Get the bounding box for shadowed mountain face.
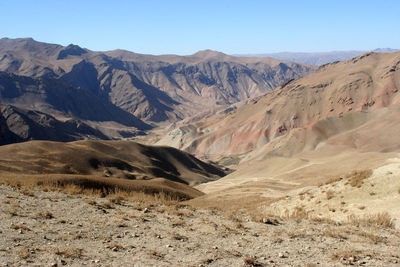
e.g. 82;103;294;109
0;38;315;125
0;71;150;128
0;104;109;145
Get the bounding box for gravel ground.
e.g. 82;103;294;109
0;184;399;267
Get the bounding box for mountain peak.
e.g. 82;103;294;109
192;49;227;58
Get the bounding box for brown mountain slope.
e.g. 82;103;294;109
156;51;400;217
0;38;315;124
0;140;225;186
157;51;400;159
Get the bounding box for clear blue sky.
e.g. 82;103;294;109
1;0;399;55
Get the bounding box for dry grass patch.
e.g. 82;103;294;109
345;170;372;188
10;224;32;232
37;211;54;219
16;247;31;260
326;189;335;200
106;243;124;252
0;174;201;203
54;247;84;259
282;206;308;220
324;176;343;185
6;206;19;217
331;249;363;265
171;232;188;241
148;249;165;259
171;219;186;227
323;228;348;240
348;212;394;228
243;256;263;267
356;231;387;244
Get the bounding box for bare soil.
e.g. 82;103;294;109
1;184;399;266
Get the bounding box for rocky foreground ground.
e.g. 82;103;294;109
0;184;399;267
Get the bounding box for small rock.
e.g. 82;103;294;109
51;262;58;267
278;252;287;258
166;244;172;248
143;208;150;213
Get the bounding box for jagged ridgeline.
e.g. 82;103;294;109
0;37;315;144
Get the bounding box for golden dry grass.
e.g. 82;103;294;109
54;247;84;259
10;224;32;231
346;170;373;188
326;189;335;200
243;256;263;267
348;212;394;228
0;173;202;201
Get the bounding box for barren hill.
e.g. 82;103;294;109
0;140;225;187
157;51;400;221
158;51;400;159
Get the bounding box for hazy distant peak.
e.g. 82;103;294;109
192;49;227;58
373;48;399;53
234;48;399;65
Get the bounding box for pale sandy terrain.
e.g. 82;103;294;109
1;184;400;267
267;157;400;228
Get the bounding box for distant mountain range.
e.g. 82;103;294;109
0;37;315;144
235;48;399;65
